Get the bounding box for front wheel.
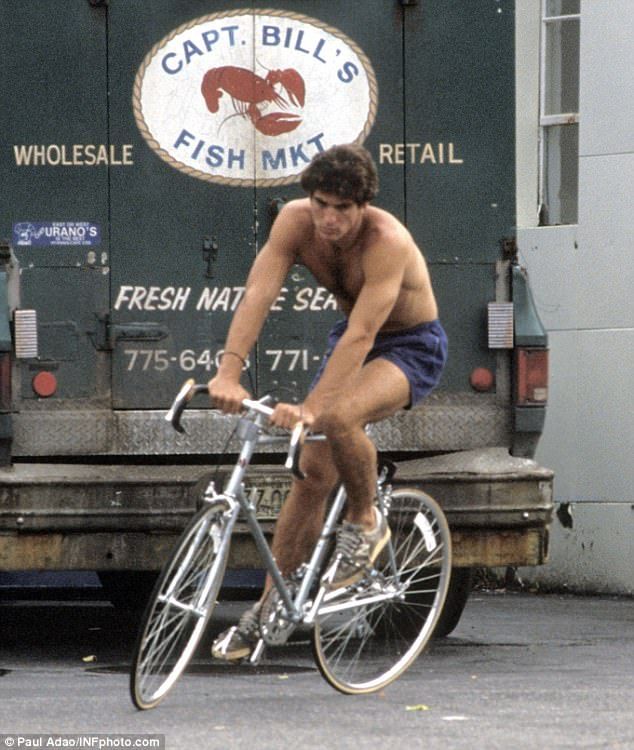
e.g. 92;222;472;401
312;488;452;694
130;500;234;710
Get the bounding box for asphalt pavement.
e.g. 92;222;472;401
1;589;633;749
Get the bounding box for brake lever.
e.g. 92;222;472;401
285;421;307;480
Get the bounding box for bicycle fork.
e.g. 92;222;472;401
159;501;240;618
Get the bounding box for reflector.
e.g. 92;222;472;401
32;371;57;398
515;349;549;404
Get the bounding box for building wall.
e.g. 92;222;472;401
516;1;634;594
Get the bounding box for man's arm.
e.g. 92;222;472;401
208;204;300;411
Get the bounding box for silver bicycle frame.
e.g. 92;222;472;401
206;400;401;632
213;402;343;623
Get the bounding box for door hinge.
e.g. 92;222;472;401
89;313;110;351
500;237;518;262
0;242;11;270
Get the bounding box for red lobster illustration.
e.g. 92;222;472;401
201;65;305;136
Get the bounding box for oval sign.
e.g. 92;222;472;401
133;9;377;187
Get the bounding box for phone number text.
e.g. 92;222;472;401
123;349;322;372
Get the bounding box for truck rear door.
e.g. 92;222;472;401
404;2;515;392
108;4;255;409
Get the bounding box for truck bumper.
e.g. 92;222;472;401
0;448;553;570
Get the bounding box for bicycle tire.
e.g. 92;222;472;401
130;499;233;709
312;488;451;694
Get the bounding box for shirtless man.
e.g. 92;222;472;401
209;144;447;660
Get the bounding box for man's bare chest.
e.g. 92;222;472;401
297;245;364;307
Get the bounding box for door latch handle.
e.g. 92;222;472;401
202;236;219;278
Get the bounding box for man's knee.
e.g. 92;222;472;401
317;402;362;442
295;445;338;493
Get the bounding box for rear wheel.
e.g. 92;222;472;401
130;500;234;710
432;567;473;638
312;488;451;694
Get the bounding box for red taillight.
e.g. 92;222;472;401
515;349;548;405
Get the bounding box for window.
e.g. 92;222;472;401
539;0;580;225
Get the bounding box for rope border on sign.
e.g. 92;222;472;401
132;8;378;188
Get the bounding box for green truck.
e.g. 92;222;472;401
0;0;552;632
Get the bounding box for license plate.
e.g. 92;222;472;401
245;477;293;519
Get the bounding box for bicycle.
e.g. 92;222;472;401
130;379;452;709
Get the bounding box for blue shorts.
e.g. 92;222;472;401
310;319;448;408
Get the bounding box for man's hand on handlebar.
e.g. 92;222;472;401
271;402;315;431
207;374;250;414
169;382;321;480
208;373;316;433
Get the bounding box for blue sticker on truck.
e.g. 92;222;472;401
13;222;101;247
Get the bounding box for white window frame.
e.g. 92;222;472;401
538;1;580;225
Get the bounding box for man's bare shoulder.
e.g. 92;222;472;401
268;198;313;255
364;206;418;257
277;197;313;226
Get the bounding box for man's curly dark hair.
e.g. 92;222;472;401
300;144;378;205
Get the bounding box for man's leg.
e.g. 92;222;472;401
318;357;410;528
270;440;339;577
270;356;409;569
313;358;410;589
266;357;408;586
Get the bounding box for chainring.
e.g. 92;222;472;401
258;585;298;646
